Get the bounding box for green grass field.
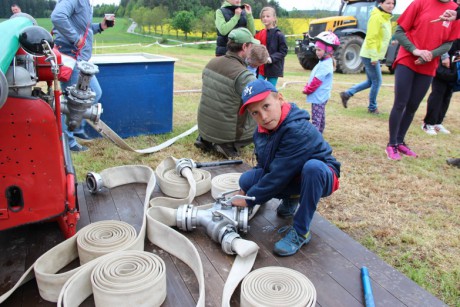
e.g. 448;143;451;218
3;17;459;306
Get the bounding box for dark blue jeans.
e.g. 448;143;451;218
345;57;382;111
239;159;335;235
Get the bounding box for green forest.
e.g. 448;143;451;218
1;0;338;40
1;0;336;20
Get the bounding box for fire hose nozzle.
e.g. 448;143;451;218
175;158;244;177
86;172;103;194
175;158;195;177
221;229;241;255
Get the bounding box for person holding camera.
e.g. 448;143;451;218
51;0;115;152
215;0;255;56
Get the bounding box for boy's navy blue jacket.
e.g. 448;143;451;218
245;103;340;206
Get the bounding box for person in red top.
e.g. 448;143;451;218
254;7;287;87
385;0;459;161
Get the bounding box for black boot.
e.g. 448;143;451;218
446;158;460;168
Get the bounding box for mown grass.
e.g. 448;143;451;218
23;17;459;306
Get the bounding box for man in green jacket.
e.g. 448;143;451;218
196;27;260;158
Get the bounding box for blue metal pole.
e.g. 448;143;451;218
361;266;375;307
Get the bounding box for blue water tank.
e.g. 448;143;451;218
88;53;176;138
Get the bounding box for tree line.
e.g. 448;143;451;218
1;0;336;37
1;0;288;19
0;0;56;18
1;0;336;20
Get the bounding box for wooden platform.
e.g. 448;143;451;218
0;163;446;306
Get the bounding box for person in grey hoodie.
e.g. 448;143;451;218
51;0;113;152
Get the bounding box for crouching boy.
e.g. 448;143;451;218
231;79;340;256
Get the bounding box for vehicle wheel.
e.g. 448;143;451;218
335;35;364;74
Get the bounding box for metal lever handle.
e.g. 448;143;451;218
224;194;256;206
195;160;243;168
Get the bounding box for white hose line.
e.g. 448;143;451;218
91;251;166;306
88;120;197;154
0;158;259;307
240;267;317;307
0;165;155;305
211;172;241;199
155;156;211;200
58;250;167;307
148;158;259;307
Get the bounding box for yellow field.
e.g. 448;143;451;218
144;18;399;39
254;18;312;35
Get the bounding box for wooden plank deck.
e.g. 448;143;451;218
0;163;447;307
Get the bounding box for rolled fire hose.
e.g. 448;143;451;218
211;172;241;199
58;250;167;307
88;120;198;154
147;157;259;307
240;267;317;307
0;165;155;305
0;157;258;306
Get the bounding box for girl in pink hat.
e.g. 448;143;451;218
302;31;340;133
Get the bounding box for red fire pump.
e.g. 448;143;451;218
0;19;101;238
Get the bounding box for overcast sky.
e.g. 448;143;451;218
91;0;413;15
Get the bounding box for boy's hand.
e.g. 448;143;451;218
231;189;248;207
231;198;248;207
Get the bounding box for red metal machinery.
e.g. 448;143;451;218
0;18;80;238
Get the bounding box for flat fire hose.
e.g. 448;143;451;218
0;157;259;306
0;165;155;305
87;120;198;154
240;267;316;307
147;157;259;307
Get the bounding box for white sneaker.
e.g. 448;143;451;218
422;124;437;135
434;124;451;134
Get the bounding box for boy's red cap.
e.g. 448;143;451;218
239;79;277;115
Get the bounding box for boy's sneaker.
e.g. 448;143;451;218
421;124;437;135
434;124;451;134
386;144;401;160
273;226;311;257
339;92;351;108
70;143;89;152
276;197;299;218
397;142;417;158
